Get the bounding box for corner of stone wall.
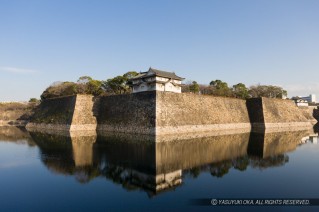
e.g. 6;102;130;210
246;97;265;128
70;94;97;131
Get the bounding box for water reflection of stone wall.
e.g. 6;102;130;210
156;133;250;173
246;130;311;170
95;134;156;174
95;134;182;194
72;135;96;167
30;131;98;183
26;129;317;195
248;130;309;158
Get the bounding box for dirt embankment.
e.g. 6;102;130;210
0;102;37;126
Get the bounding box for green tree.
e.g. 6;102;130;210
29;98;39;103
40;76;105;100
232;156;249;171
103;71;139;95
210;161;232;178
189;81;200;94
189;167;201;178
210;80;224;87
123;71;139;88
282;90;288;98
86;80;103;95
250;155;289;170
123;71;138;80
209;79;233;97
233;83;249;99
103;76;128;94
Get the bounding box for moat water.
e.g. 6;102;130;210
1;126;319;211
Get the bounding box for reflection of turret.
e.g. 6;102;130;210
0;126;35;146
100;163;182;195
96;132;250;194
154;170;182;191
95;133;156;174
30;131;98;183
96;134;177;195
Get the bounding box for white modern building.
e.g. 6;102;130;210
129;68;184;93
294;98;309;107
301;94;316;103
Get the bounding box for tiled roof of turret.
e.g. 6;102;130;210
130;67;184;80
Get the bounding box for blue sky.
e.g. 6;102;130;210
1;0;319;101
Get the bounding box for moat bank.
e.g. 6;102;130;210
25;91;318;136
0;102;36;126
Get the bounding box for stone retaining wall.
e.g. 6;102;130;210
97;92;156;134
26;92;317;136
26;95;97;132
156;92;251;134
247;97;316;129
